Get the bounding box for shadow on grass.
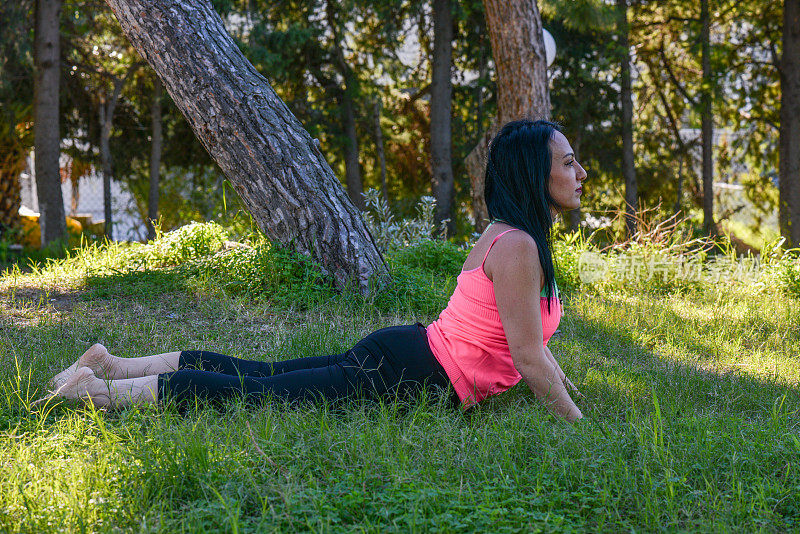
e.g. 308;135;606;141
547;294;800;424
85;267;190;299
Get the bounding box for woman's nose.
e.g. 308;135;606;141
577;162;588;181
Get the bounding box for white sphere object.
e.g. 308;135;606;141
542;28;556;67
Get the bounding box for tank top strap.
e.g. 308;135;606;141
481;228;522;269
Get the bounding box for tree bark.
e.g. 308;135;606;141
780;0;800;246
431;0;455;233
700;0;716;237
147;76;163;241
466;0;551;232
373;97;388;202
104;0;388;292
618;0;638;239
34;0;66;246
99;63;139;240
339;88;364;210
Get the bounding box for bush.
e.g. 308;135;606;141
361;189;448;252
387;239;467;276
761;238;800;300
193;236;336;308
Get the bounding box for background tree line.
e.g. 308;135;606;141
1;0;798;251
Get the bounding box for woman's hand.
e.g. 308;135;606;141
542;346;583;399
563;375;583;398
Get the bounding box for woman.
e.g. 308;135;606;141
42;119;587;423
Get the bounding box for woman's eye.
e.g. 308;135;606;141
566;160;575;166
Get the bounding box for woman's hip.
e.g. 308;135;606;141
349;323;449;387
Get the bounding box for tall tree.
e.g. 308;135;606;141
372;97;389;203
618;0;638;238
700;0;716;236
0;1;32;238
465;0;551;232
541;0;617;233
98;62;139;239
780;0;800;246
104;0;388;292
147;76;162;241
0;0;34;238
326;1;365;210
430;0;455;232
34;0;67;245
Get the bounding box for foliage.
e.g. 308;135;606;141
361;188;450;252
0;0;788;255
388;238;466;275
191;236;337;308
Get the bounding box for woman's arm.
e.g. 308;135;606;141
514;347;583;422
543;345;582;397
487;233;582;423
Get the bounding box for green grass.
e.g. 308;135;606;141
1;223;798;532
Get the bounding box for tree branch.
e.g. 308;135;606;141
658;39;698;106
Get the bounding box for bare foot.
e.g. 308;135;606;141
37;367;111;408
50;343;119;390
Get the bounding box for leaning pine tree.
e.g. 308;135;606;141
104;0;388;293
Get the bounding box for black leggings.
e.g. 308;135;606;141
158;323;457;408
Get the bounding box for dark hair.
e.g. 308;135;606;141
484;119;562;313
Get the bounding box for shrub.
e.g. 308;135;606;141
387;239;467;276
361;189;448;252
760;237;800;299
193;236;336;308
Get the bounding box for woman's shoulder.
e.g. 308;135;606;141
483;226;540;281
488;225;538;258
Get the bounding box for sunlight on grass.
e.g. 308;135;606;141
1;222;799;531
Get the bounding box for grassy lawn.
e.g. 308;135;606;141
1;223;798;532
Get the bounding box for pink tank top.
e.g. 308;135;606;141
426;229;562;408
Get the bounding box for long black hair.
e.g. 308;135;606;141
484;119;561;313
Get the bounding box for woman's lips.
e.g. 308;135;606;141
576;188;583;194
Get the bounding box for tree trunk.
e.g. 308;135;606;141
373;98;389;202
649;71;697;215
340;88;364;210
34;0;66;246
104;0;388;292
99;63;139;240
465;0;551;232
674;156;684;217
70;169;79;215
327;0;364;211
147;76;163;241
99;102;112;239
568;130;583;232
618;0;638;239
780;0;800;246
431;0;455;233
700;0;716;237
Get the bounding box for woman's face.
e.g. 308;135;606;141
547;130;587;214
